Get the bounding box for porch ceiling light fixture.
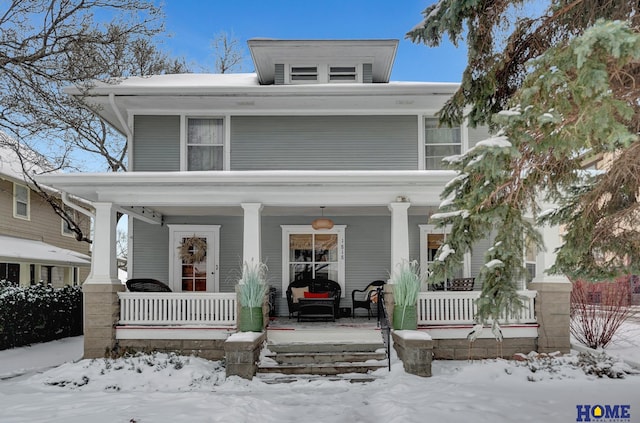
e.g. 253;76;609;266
311;206;334;230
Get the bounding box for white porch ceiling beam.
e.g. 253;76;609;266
118;206;163;225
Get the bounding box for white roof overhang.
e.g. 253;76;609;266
64;79;460;135
0;235;91;267
247;39;399;84
36;170;455;215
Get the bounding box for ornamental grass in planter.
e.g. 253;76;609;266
391;260;423;330
237;261;268;332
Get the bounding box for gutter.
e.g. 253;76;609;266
62;192;95;220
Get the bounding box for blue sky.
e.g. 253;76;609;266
160;0;467;82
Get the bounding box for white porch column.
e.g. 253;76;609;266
86;202;119;284
533;221;570;284
241;203;263;265
389;201;411;275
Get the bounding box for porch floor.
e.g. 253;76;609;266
265;317;383;344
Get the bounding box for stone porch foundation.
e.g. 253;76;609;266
116;339;226;360
83;283;125;359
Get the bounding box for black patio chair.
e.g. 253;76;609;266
126;278;172;292
351;280;386;319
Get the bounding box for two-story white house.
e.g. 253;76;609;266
38;39;570;362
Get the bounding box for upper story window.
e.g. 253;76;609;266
13;183;30;220
425;118;461;170
187;118;224;171
329;66;357;82
290;66;318;82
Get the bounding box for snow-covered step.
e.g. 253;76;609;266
264;350;386;365
257;361;387;376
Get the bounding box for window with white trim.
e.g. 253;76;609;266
186;118;224;171
281;225;346;296
419;224;471;290
524;235;537;286
13;183;29;219
425;118;461;170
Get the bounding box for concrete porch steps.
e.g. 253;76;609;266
258;331;388;378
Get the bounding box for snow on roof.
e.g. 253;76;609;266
0;234;90;266
100;73;260;88
0;132;56;182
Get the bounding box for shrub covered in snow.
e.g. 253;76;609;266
0;280;82;350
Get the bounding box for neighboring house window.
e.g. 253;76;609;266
281;225;346;295
13;183;30;219
62;206;76;236
425;118;461;170
419;224;471;290
329;66;357;82
0;263;20;284
186;118;224;171
524;236;537;286
290;66;318;82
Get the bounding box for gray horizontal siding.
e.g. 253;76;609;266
132;115;181;171
131;219;170;283
261;215;393;317
467;125;492;149
230;115;418;170
131;213;494;316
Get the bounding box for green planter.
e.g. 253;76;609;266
393;305;417;330
238;306;263;332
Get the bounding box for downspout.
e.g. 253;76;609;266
62;192;95;220
109;93;132;139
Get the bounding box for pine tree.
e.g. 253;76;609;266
409;2;640;322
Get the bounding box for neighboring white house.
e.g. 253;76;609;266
0;134;91;287
37;39;569;360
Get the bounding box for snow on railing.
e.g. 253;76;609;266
417;290;536;325
118;292;237;326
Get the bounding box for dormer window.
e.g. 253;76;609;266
284;64;362;84
329;66;357;82
290;66;318;82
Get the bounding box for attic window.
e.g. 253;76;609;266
290;66;318;82
329;66;357;82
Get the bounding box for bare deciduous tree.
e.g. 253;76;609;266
211;30;244;73
0;0;190;242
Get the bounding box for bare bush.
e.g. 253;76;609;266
570;277;634;349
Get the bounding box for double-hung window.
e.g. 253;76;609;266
425;118;461;170
13;183;29;219
186;118;224;171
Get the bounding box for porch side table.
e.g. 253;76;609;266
297;298;336;322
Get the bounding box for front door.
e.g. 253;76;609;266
168;225;220;292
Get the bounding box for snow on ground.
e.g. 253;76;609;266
1;328;639;423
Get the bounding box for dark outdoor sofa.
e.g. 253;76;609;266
286;278;341;319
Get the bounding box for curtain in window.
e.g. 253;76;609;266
187;119;223;170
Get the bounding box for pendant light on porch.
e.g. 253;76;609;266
311;206;334;230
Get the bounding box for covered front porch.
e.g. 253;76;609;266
37;170;570;360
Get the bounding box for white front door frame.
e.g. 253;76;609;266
168;224;220;292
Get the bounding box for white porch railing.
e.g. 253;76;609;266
417;290;537;326
118;292;237;326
